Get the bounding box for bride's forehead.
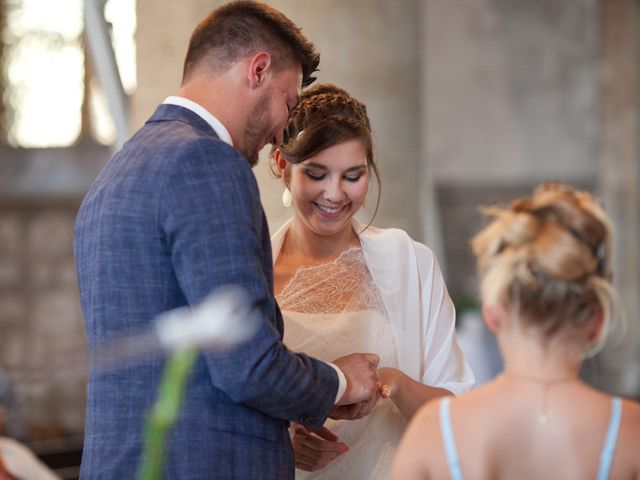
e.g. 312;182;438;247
301;140;367;163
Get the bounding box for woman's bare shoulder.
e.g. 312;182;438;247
393;398;448;480
408;397;449;449
612;398;640;476
620;397;640;437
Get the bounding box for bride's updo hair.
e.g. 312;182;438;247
273;83;382;220
471;182;617;352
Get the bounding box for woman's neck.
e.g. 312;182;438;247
283;217;359;262
498;326;583;382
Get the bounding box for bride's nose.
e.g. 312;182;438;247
323;178;345;203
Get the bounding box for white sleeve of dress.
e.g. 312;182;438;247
413;242;475;395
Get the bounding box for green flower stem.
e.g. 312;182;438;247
138;347;199;480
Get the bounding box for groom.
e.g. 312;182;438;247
74;1;380;478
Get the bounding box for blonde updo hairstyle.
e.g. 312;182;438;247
272;83;382;223
471;183;617;355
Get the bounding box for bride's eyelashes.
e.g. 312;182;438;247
344;166;368;182
302;170;365;182
344;174;363;182
303;170;326;181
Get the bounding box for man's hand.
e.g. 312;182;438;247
329;395;379;420
332;353;380;405
291;423;348;472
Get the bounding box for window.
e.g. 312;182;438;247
2;0;136;148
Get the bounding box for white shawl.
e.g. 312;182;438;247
271;218;475;395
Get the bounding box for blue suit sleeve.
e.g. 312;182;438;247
159;139;337;426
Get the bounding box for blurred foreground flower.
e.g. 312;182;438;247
90;286;260;372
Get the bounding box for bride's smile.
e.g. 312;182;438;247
288;139;370;239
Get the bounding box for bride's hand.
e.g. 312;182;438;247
291;423;348;472
378;367;402;398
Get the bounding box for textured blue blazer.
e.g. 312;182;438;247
74;104;338;479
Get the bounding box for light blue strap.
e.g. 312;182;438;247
439;397;464;480
596;396;623;480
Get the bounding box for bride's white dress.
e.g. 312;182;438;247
278;246;406;480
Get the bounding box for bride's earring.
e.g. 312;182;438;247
282;186;292;208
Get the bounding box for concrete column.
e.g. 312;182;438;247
598;0;640;397
421;0;600;296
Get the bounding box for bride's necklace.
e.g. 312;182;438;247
501;372;578;424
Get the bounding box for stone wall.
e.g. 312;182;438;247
423;0;599;185
0;198;87;438
0;141;108;439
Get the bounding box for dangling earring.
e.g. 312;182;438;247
282;186;292;208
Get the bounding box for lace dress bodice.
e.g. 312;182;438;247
278;247;405;480
278;246;387;315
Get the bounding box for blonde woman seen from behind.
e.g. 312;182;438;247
393;183;640;480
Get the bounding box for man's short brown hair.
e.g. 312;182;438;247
182;1;320;87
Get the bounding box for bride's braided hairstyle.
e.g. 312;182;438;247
471;182;617;351
274;83;382;221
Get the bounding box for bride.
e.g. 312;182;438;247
271;84;474;479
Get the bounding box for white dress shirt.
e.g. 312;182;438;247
163;96;233;146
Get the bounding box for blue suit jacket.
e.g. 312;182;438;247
74;105;338;479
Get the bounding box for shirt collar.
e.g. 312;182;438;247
163;96;233;146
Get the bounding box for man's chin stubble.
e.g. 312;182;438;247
237;145;260;167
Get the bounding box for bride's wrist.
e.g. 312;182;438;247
391;369;406;394
379;367;402;398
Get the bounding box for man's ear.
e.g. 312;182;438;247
247;51;272;89
482;302;503;334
